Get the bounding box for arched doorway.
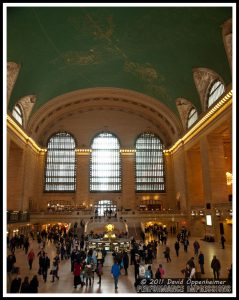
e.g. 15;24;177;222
94;200;117;216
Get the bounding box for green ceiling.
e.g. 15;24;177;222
7;6;232;115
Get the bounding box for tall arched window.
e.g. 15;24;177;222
90;132;121;192
187;107;198;128
136;132;165;192
12;104;23;125
45;132;76;192
207;80;225;108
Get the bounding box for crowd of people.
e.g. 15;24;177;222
6;223;232;293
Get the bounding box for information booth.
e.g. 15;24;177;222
87;238;130;252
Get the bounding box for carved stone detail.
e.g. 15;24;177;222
192;68;224;112
222;18;232;71
224;33;232;70
175;98;194;131
7;62;21;105
18;95;36;127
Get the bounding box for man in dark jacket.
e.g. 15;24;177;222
40;253;50;282
10;268;21;293
211;255;221;279
174;241;180;257
122;251;129;275
221;235;226;249
198;251;205;274
187;257;195;269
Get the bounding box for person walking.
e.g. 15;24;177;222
50;259;59;282
20;276;30;293
221;235;226;249
184;238;189;252
187;257;195;269
111;258;121;291
211;255;221;279
182;264;191;279
122;251;129;275
134;255;140;285
29;275;39;293
10;268;22;293
27;249;35;270
174;240;180;257
73;259;83;288
193;240;200;256
198;251;205;274
40;253;50;282
164;246;171;262
96;260;103;285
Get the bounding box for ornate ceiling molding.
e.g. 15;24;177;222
27;88;183;147
18;95;36;129
222;18;232;71
192;67;224;112
7;62;21;105
175;98;195;131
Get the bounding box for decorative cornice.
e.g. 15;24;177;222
164;90;232;155
7;115;46;155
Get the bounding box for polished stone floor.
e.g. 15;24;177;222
6;234;232;295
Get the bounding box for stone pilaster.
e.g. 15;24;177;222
200;134;228;206
76;153;90;207
121;153;136;210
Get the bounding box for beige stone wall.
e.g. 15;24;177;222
186;148;204;206
7;129;39;211
171;147;188;211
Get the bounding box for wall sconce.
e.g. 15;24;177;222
226;172;232;185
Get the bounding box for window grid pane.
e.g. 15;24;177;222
187;108;198;128
12;104;23;125
136;133;165;192
45;132;76;192
208;81;225;108
90;132;121;192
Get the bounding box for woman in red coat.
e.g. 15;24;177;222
73;259;82;288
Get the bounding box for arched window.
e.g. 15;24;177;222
45;132;76;192
187;107;198;128
136;132;165;192
90;132;121;192
207;80;225;108
12;104;23;125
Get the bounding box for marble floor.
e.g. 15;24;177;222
6;234;233;295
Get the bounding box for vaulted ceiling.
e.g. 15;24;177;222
7;6;232;116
